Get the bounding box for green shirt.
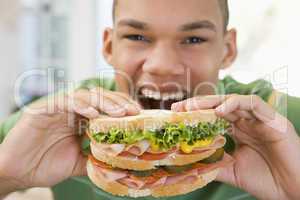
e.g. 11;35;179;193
1;76;300;200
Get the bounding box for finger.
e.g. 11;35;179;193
216;164;236;186
57;94;100;119
99;96;127;117
172;95;235;112
215;151;241;187
185;95;226;111
220;110;255;123
233;110;255;120
171;100;187;112
102;93;139;116
114;92;143;110
75;89;127;117
72;100;100;119
172;96;221;112
222;113;240;123
89;88;139;116
109;92;142;115
216;95;276;123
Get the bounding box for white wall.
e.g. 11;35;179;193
67;0;97;82
96;0;113;72
224;0;300;96
0;0;21;120
67;0;114;82
0;27;21;120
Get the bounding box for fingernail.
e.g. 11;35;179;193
215;105;224;114
171;103;178;111
131;101;142;110
136;104;143;111
132;106;141;114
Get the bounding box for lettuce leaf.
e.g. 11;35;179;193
92;119;230;151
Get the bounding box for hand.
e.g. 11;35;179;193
0;87;141;195
172;94;300;200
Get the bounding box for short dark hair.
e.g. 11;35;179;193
112;0;229;30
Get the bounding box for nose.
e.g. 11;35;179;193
142;43;185;76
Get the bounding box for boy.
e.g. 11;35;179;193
1;1;300;200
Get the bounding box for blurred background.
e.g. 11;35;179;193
0;0;299;121
0;0;298;199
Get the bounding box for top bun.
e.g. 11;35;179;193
89;109;217;133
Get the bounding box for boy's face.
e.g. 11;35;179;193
103;0;237;110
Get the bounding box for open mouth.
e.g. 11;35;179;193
137;87;188;110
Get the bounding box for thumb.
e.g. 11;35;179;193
215;152;239;188
215;165;237;187
71;154;88;177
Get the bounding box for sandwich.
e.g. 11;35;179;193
86;109;233;198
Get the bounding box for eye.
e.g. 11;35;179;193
124;34;149;42
182;37;206;45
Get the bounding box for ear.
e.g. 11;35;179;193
102;28;114;65
221;28;238;70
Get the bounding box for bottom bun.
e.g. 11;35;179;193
86;160;219;198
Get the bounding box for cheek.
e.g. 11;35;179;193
112;44;146;79
182;44;222;75
180;46;222;93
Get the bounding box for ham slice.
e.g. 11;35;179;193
94;166;128;181
93;153;234;189
117;135;226;158
145;177;167;189
115;153;234;189
118;177;147;189
181;175;198;184
125;140;150;156
165;169;198;185
92;134;225;159
92;142;125;156
118;176;168;190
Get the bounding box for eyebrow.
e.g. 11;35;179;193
117;19;149;30
180;20;217;32
117;19;217;32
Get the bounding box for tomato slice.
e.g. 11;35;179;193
129;169;169;185
89;155;112;169
118;151;136;157
144;176;160;184
152;169;171;178
119;150;170;161
138;147;176;161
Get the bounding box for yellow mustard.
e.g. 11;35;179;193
180;138;213;154
150;142;160;152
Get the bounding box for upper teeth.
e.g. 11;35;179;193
141;88;161;100
141;88;185;101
